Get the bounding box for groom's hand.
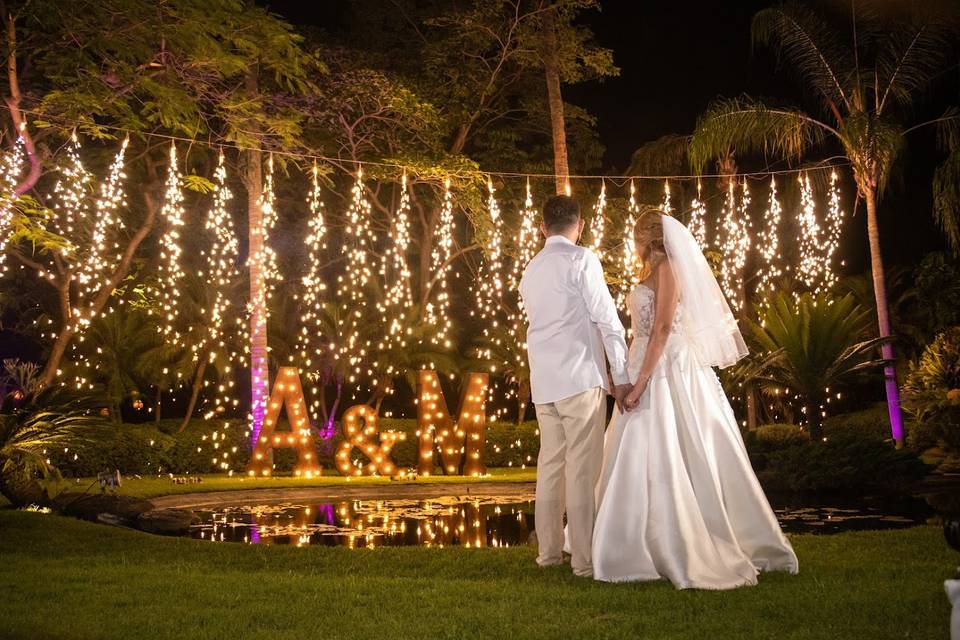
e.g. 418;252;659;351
613;384;632;412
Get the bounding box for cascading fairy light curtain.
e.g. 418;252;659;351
0;129;854;467
755;176;784;303
155;143;187;347
688;179;708;249
0;136;25;275
426;179;455;348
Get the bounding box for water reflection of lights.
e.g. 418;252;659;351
190;495;535;548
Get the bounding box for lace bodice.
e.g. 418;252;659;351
628;284;684;338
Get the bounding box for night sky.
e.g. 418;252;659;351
265;1;957;271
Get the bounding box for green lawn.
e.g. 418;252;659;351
0;509;955;640
47;467;538;501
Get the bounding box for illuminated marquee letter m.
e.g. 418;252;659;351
417;370;488;476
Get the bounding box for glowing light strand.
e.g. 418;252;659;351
426;179;455;347
688;180;707;249
755;176;783;301
155;143;187;346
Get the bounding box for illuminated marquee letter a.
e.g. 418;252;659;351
417;370;488;476
247;367;322;478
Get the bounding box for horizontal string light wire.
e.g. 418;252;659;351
2;105;850;183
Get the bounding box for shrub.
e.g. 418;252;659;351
766;432;931;493
904;326;960;453
47;417;542;477
744;424;808;472
822;404;895;442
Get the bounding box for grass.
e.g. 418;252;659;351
0;508;956;640
60;467;537;500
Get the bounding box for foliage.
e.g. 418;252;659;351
822;403;896;442
903;326;960;452
764;432;930;493
745;291;884;439
50;418;542;478
0;389;109;505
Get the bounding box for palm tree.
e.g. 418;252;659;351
689;2;960;446
0;389;107;506
746;291;884;441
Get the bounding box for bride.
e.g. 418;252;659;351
591;208;799;589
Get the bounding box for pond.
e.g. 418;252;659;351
189;490;951;548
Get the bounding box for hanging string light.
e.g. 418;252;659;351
298;162;329;373
197;151;242;406
719;179;750;312
821;170;845;292
74;137;129;327
618;180;639;309
378;173;415;357
336;166;376;383
248;154;281;439
688;179;708;249
660;180;673;215
755;176;783;302
586;180;606;260
49;134;89;247
0;135;25;276
154;142;186;346
426;179;455;348
797;172;822;292
473;179;505;336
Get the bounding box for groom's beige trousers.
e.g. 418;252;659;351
534;386;606;577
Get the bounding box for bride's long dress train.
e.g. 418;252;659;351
591;285;798;589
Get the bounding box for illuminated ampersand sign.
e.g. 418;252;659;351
336;405;406;477
247;367;322;478
417;370;488;476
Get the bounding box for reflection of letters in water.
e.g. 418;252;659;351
248;366;321;478
417;370;488;477
246;369;489;477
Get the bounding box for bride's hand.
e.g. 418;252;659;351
623;377;648;411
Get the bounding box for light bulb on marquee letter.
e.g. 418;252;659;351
335;404;405;477
417;370;488;477
247;367;321;478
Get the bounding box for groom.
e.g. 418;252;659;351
520;194;631;577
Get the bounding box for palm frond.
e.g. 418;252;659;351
933;146;960;253
689;96;831;172
875;8;959;114
752;4;852;110
626;134;691;176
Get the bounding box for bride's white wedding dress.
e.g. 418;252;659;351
591;282;799;589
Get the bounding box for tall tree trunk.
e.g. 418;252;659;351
746;384;758;431
242;67;269;448
541;4;569;195
178;358;208;433
153;386;162;426
864;187;906;447
807;399;823;442
516;378;530;425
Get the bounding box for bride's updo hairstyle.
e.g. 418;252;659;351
633;206;669;281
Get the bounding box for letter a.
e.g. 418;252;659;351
248;367;322;478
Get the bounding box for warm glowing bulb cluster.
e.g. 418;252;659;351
755;176;783;301
688;180;708;249
0;136;25;275
586;180;607;260
154;143;187;346
718;180;751;312
426;179;455;348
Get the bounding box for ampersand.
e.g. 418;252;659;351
336;404;405;476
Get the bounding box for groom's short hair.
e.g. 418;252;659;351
542;195;580;233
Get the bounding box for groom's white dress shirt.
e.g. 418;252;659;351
520;235;630;405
